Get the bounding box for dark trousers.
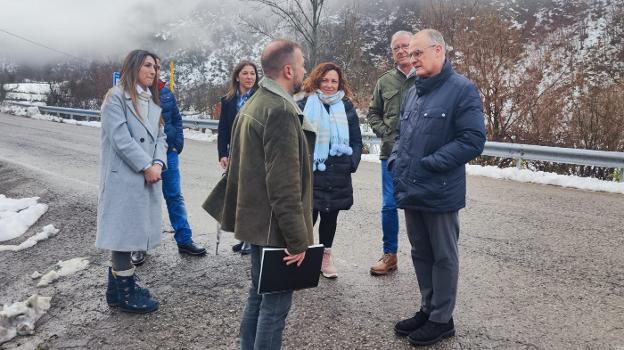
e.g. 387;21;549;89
312;210;340;248
404;209;459;323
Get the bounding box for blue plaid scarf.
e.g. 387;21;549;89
303;90;351;172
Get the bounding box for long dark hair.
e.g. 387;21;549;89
302;62;353;99
118;50;160;119
225;60;259;100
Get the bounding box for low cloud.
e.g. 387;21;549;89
0;0;227;64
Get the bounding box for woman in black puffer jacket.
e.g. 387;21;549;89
299;62;363;279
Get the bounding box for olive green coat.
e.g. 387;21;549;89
203;78;316;254
367;68;415;159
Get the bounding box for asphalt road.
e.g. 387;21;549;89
0;112;622;350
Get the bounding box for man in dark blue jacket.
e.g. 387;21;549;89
389;29;486;346
131;60;206;265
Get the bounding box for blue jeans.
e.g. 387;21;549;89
240;245;293;350
381;159;399;253
161;151;193;245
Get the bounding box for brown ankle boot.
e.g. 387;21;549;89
370;253;397;276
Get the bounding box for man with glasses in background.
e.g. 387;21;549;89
389;29;486;346
367;30;415;276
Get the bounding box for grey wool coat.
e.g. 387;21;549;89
95;86;167;252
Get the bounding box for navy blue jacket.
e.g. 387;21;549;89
159;85;184;154
298;97;363;212
217;95;237;159
388;60;486;212
217;91;256;159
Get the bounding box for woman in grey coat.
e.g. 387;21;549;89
96;49;167;313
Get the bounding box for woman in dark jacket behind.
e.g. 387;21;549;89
217;60;259;254
299;62;363;279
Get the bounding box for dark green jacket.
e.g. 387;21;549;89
203;78;315;254
367;68;415;159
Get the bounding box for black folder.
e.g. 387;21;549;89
258;244;324;294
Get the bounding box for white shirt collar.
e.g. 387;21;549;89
136;84;152;97
397;66;415;78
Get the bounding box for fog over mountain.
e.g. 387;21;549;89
0;0;365;65
0;0;248;64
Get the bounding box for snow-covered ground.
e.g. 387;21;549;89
0;294;52;344
359;154;624;195
0;195;48;242
0;224;59;252
2;83;51;104
2;104;622;195
184;128;217;142
35;257;90;287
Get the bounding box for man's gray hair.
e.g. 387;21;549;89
420;29;446;52
390;30;413;46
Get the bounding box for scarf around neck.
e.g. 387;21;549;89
303;90;351;172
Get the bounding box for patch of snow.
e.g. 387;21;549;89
184;128;217;142
467;165;624;194
358;158;623;194
0;294;52;345
0;195;39;212
0;196;48;242
36;271;59;288
57;118;101;128
37;257;90;287
31;271;42;279
0;225;60;252
3;83;51;95
361;154;381;163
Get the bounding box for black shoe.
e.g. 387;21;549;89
395;309;429;336
131;251;146;266
232;241;244;253
178;242;207;256
240;241;251;255
407;319;455;346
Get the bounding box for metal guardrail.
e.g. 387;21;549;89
38;105;100;121
483;142;624;170
8;101;220;129
181;119;218;130
363;135;624;172
7;102;624;181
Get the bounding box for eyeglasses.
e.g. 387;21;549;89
409;45;437;59
392;43;409;53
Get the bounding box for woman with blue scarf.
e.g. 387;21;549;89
299;62;363;279
217;60;259;255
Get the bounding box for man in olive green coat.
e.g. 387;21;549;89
204;39;314;350
368;31;416;276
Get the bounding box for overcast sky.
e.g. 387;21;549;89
0;0;229;64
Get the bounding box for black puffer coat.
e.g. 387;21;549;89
299;97;363;212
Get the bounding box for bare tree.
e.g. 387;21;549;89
569;82;624;152
242;0;326;68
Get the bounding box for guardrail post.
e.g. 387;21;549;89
515;158;523;169
619;168;624;183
